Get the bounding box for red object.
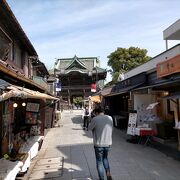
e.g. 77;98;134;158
91;83;96;92
140;129;155;136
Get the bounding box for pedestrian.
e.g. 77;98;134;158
83;106;90;130
91;109;96;119
89;106;113;180
104;106;111;116
69;104;73;113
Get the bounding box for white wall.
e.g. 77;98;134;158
124;45;180;79
134;94;157;125
134;94;155;111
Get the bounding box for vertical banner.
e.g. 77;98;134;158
55;78;61;92
91;83;96;92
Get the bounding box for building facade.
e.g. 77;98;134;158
0;1;57;179
103;19;180;150
51;55;107;108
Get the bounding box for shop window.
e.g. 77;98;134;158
0;28;12;61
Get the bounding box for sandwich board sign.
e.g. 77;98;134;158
127;113;137;135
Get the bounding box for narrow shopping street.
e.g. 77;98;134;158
1;1;180;180
24;110;180;180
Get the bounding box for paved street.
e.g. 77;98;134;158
27;110;180;180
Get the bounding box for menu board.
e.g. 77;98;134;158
26;103;39;112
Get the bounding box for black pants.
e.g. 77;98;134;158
83;116;89;129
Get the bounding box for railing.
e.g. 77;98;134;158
62;85;90;90
32;76;48;89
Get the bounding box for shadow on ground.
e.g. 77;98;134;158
29;143;96;180
71;115;83;124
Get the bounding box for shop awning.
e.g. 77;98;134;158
134;78;180;91
89;95;101;103
0;79;10;89
0;85;59;102
105;83;143;97
100;86;113;96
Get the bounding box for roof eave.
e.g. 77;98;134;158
0;0;37;56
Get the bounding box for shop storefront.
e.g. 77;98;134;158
104;73;146;129
127;54;180;149
0;80;58;179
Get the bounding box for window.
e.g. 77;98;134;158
14;44;22;68
0;28;12;60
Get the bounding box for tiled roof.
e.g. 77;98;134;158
0;79;10;89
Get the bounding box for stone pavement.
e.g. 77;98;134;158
26;110;180;180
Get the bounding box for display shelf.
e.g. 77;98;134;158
0;159;23;180
18;135;44;173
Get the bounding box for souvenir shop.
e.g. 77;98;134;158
0;81;58;179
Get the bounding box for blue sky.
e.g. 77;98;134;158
7;0;180;82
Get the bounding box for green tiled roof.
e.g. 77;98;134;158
54;56;106;75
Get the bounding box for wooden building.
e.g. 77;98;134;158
0;1;57;178
52;55;107;108
102;19;180;150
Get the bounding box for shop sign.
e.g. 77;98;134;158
91;83;96;92
157;55;180;78
127;113;137;135
112;72;146;93
55;78;62;92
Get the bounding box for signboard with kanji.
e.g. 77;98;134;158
127;113;137;135
157;55;180;78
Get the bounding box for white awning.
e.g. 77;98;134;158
163;19;180;40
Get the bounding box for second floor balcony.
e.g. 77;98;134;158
32;76;48;89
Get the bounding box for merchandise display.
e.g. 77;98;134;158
0;99;44;179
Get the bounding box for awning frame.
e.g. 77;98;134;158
0;85;59;102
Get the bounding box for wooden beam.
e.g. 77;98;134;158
0;62;45;91
0;101;3;156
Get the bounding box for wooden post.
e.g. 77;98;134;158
165;40;168;50
178;130;180;151
173;100;180;151
39;99;46;136
178;99;180;152
0;101;3;156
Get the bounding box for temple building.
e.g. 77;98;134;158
51;55;107;107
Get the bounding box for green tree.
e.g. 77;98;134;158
104;71;120;87
73;97;83;107
107;47;151;84
108;47;151;72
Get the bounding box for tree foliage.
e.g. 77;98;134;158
73;97;83;106
108;47;151;73
104;71;120;88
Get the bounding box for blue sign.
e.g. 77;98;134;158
55;78;61;91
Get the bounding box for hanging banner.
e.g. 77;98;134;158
55;82;61;92
91;83;96;92
55;78;62;92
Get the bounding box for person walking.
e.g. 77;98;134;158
89;106;113;180
83;106;90;130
